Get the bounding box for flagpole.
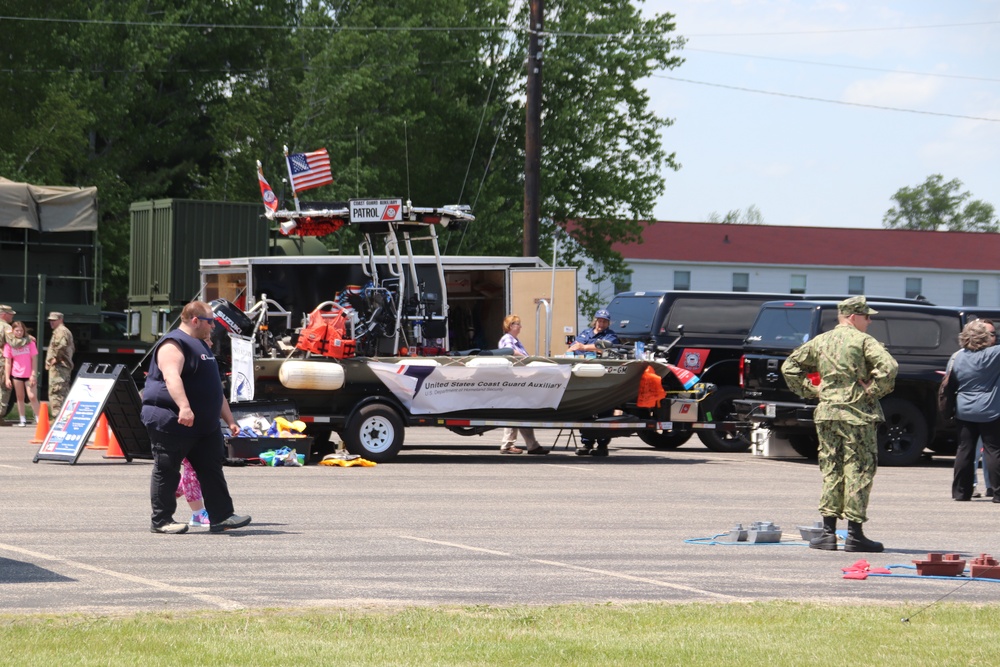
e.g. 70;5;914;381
283;144;302;212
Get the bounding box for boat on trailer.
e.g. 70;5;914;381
212;196;720;461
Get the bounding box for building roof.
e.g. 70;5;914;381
614;221;1000;271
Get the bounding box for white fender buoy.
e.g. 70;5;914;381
279;360;346;390
465;357;514;368
395;358;441;366
572;363;607;378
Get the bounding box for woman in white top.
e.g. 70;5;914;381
497;314;548;455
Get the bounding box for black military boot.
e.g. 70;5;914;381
809;515;838;551
844;520;884;553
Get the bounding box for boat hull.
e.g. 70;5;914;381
251;355;665;423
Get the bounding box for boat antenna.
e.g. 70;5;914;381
404;120;411;203
355;126;360;198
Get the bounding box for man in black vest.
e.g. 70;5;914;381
141;300;252;534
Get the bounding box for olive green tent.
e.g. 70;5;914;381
0;177;98;232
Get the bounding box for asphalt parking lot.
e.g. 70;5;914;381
1;424;998;614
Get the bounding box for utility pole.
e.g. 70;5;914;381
523;0;543;257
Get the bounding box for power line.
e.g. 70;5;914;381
3;12;995;41
686;48;1000;84
0;59;481;75
654;74;1000;122
684;20;1000;38
0;14;513;32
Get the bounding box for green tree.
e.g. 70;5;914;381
883;174;998;233
706;204;765;225
0;0;301;307
291;0;683;309
1;1;684;317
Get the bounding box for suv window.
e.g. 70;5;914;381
745;307;814;348
883;314;943;349
664;299;774;336
606;293;663;337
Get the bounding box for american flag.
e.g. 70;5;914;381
286;148;333;193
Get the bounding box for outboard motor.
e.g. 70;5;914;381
209;298;254;338
208;299;254;374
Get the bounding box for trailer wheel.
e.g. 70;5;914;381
877;397;928;467
638;428;692;450
699;386;751;453
344;404;404;463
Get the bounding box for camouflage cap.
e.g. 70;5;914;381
47;311;63;321
838;296;877;316
0;304;14;315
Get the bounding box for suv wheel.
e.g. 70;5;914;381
785;433;819;460
877;397;928;467
638;428;692;450
699;386;751;453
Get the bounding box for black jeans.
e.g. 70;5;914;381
954;419;1000;500
148;427;236;527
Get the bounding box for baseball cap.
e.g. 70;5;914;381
837;296;877;316
595;309;611;320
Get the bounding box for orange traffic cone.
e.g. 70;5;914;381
87;414;110;450
30;401;51;444
103;429;126;459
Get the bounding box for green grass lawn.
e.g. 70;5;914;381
1;602;998;666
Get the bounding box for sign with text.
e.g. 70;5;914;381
34;376;116;464
33;364;151;464
349;198;403;223
369;362;572;415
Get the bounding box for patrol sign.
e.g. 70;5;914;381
350;198;403;223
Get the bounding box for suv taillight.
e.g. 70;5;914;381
739;355;745;388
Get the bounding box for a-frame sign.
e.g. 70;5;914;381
33;364;152;464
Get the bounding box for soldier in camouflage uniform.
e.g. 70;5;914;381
782;296;898;553
0;305;14;423
44;312;75;416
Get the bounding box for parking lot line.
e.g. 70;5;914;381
399;535;741;600
0;541;246;610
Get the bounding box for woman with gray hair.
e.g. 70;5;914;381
950;318;1000;501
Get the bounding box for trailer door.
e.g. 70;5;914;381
509;268;577;356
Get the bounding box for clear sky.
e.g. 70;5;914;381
639;0;1000;229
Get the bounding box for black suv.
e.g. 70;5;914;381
608;291;822;453
735;300;998;466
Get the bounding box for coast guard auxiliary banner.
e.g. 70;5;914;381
369;362;572;415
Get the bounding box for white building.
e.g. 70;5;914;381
581;221;1000;311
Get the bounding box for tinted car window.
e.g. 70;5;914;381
746;307;815;348
665;299;773;336
819;309;839;333
606;294;663;336
884;314;943;349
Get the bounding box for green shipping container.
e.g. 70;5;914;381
129;199;269;306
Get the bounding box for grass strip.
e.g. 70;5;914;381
1;601;999;666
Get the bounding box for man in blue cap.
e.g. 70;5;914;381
568;308;619;354
569;308;620;457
